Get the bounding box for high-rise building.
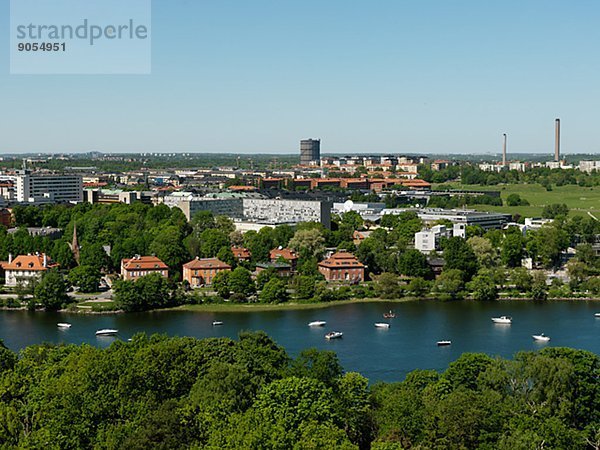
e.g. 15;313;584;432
15;171;83;203
300;139;321;165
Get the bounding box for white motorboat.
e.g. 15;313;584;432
437;340;452;346
95;329;118;336
57;323;72;329
595;313;600;318
212;321;223;326
325;331;343;340
532;333;550;342
308;320;327;327
491;316;512;324
374;323;390;329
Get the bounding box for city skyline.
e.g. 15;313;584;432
2;1;600;154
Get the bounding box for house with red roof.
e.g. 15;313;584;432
231;247;251;262
318;251;365;283
183;257;231;287
270;247;298;270
2;253;59;287
121;255;169;281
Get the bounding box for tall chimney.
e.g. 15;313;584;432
554;118;560;162
502;133;507;166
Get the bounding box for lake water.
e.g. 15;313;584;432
1;300;599;382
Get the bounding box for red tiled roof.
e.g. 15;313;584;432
318;252;364;268
122;256;169;271
270;248;298;261
2;254;58;271
231;247;251;259
183;257;231;270
229;185;257;191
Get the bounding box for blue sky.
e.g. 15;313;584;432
1;0;599;155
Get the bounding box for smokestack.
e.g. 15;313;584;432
502;133;507;166
554;118;560;162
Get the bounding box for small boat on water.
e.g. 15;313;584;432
325;331;343;340
532;333;550;342
383;311;396;319
374;323;390;329
437;340;452;346
491;316;512;324
212;321;223;326
57;323;72;329
95;329;118;336
308;320;327;327
595;313;600;318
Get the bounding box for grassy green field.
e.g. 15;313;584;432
435;183;600;218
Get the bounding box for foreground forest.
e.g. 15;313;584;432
0;333;598;449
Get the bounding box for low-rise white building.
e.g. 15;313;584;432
578;160;600;173
414;223;466;254
2;253;58;287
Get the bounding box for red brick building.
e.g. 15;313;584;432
318;251;365;282
121;256;169;281
183;257;231;287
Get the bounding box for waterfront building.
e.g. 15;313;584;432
121;256;169;281
318;251;365;282
2;253;59;287
15;171;83;203
183;257;231;287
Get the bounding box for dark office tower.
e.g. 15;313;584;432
554;118;560;162
300;139;321;165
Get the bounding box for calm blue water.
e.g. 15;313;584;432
1;300;599;382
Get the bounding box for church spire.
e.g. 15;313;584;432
70;222;80;265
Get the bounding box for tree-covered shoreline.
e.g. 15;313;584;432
0;333;597;449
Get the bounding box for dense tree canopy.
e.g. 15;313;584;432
0;334;596;449
34;269;70;311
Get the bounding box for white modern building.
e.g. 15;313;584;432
15;171;83;203
414;224;466;254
